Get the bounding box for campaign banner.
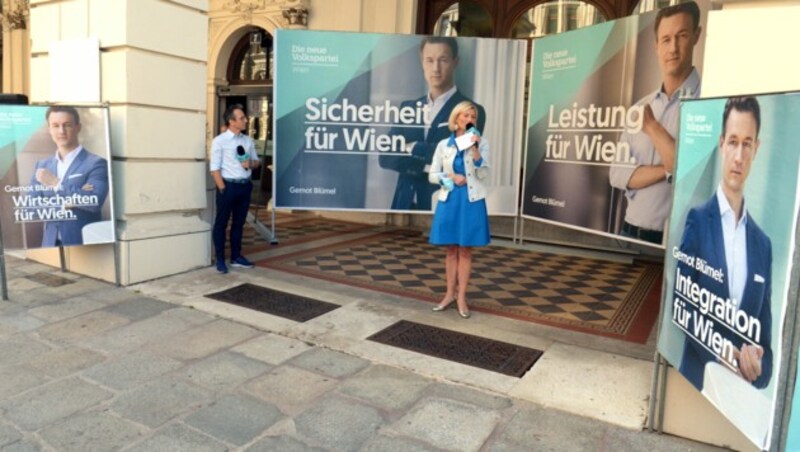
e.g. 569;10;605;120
656;93;800;450
274;30;527;215
521;1;710;247
0;106;115;249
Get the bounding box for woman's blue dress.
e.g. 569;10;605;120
429;149;490;247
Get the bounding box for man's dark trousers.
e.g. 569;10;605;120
213;181;252;262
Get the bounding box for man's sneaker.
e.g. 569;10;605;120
216;260;228;274
230;256;255;268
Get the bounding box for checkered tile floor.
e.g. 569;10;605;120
257;230;662;342
223;210;375;255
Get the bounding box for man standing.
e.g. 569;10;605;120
678;97;772;391
210;104;260;274
379;36;486;211
609;1;703;244
31;106;109;247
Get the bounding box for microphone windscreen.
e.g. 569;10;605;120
465;122;475;131
236;145;245;155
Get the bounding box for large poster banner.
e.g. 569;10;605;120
274;30;527;215
522;1;710;247
656;93;800;450
0;106;115;249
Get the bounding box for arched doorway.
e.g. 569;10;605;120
215;26;274;203
217;27;273;145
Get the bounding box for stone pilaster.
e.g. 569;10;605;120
28;0;210;284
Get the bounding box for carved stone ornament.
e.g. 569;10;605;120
0;0;29;31
223;0;265;20
280;0;309;27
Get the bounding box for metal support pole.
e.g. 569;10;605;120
656;355;668;433
772;215;800;451
0;219;8;301
58;245;67;272
248;148;279;245
647;351;662;432
270;207;278;245
513;214;519;245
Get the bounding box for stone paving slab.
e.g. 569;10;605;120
231;333;313;365
184;394;282;446
294;394;385;451
288;347;370;379
0;423;22;448
1;377;113;431
362;435;442;452
27;296;108;323
390;397;502;451
337;364;432;412
83;350;184;390
37;411;146;452
153;318;260;361
2;438;41;451
124;424;227;452
0;335;50;368
0;366;50;400
77;307;213;354
244;434;325;452
3;315;45;333
25;346;105;379
36;310;131;343
425;382;513;411
101;296;175;321
38;277;109;299
110;377;211;428
176;350;272;393
244;365;338;416
0;323;17;340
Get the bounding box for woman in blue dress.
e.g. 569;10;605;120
428;101;490;319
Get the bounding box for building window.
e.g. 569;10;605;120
432;1;493;37
511;1;605;39
636;0;687;13
227;29;273;85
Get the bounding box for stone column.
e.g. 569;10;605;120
28;0;210;285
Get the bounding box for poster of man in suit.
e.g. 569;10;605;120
273;30;526;215
657;93;800;450
378;37;486;211
0;105;115;249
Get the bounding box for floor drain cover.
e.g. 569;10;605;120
205;283;339;322
24;272;75;287
368;320;542;377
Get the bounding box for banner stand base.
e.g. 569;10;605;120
58;246;66;273
648;351;668;433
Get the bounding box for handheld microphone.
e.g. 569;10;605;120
236;145;248;162
465;122;480;137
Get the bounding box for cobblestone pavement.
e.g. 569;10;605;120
0;256;725;451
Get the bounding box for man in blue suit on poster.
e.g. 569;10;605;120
29;106;109;247
379;36;485;210
677;97;772;391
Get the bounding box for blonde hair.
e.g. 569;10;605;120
448;101;478;132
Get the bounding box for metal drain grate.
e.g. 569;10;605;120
205;283;339;322
24;272;75;287
368;320;542;377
